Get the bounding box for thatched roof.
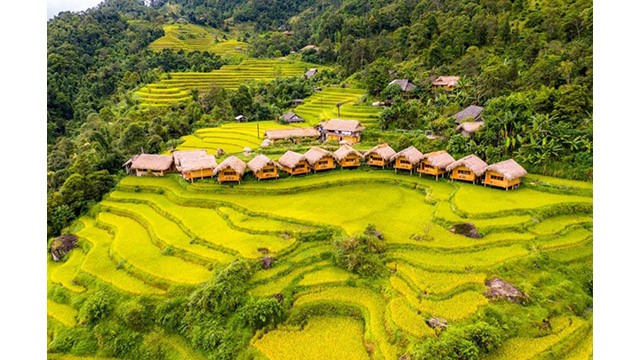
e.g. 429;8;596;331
485;159;528;180
301;45;319;52
129;154;173;171
432;76;460;87
446;154;488;176
305;68;317;78
363;143;396;161
172;150;214;171
453;105;484;124
391;146;423;165
247;154;276;173
265;128;320;140
278;150;307;169
180;156;218;172
389;79;417;92
333;144;364;161
213;156;246;175
318;119;365;132
457;121;484;136
422;150;455;169
304;147;333;165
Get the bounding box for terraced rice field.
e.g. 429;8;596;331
148;24;249;55
292;87;382;128
49;160;592;359
135;59;322;106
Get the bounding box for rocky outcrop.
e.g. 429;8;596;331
50;234;78;261
484;277;528;303
449;223;481;238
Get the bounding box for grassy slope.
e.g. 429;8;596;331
148;23;249;56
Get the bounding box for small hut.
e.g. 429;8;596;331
305;68;317;78
282;112;304;124
248;154;279;180
213;156;246;184
316;119;366;144
446;155;488;184
173;150;217;182
483;159;528;190
364;143;396;168
418;150;455;180
391;146;423;174
235;115;247;122
292;99;304;106
124;154;173;177
453;105;484;124
388;79;417;92
333;144;364;169
432;76;460;90
277;150;310;176
304;147;335;172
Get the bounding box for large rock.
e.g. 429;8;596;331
50;234;78;261
484;277;528;303
426;317;448;329
449;223;481;238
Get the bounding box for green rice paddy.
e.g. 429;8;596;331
291;87;382;128
135;59;323;107
148;24;249;56
49;151;592;359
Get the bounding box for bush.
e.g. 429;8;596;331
240;297;284;330
93;322;142;358
154;297;187;332
333;226;387;277
117;297;155;331
78;291;115;325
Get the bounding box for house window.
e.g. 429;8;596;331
294;164;306;170
458;170;471;175
400;160;410;165
423;164;434;169
319;160;328;166
224;171;235;176
491;175;504;181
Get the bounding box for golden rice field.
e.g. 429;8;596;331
48;150;592;359
135;59;324;106
148;23;249;55
292;87;382;128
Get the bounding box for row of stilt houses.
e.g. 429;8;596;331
124;144;527;190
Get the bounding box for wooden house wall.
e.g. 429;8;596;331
183;168;214;180
135;169;166;177
417;161;446;177
281;161;310;175
483;170;521;189
218;168;242;183
450;166;478;182
311;156;335;172
367;154;388;168
394;157;416;171
255;164;279;180
339;154;361;168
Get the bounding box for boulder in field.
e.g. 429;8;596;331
484;277;528;303
50;234;78;261
449;223;481;238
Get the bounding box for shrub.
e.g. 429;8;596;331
333;227;387;277
78;291;115;325
240;297;284;330
93;321;142;358
117;297;155;331
154;297;187;332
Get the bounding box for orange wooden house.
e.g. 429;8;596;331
446;155;488;184
124;154;173;177
391;146;423;174
304;147;335;172
363;143;396;168
483;159;528;190
418;150;455;180
172;150;217;182
213;156;246;184
247;154;279;180
333;144;364;169
277;150;310;176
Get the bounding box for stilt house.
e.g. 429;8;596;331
213;156;246;184
483;159;528;190
304;147;335;172
247;154;279;180
446;155;488;184
391;146;423;174
418;150;455;180
364;143;396;168
277;150;310;176
172;150;217;182
333;144;364;168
